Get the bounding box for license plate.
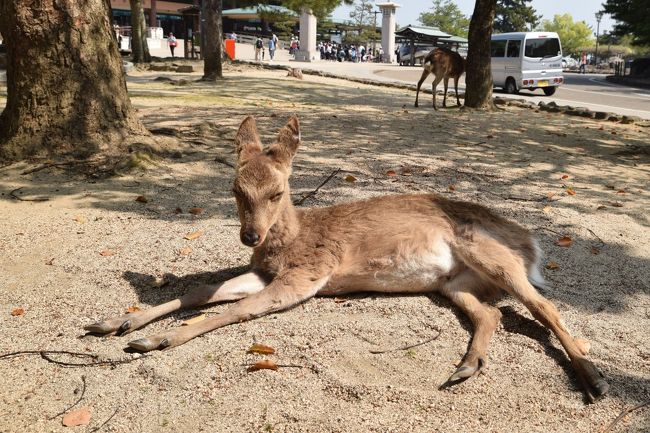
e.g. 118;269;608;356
538;80;549;87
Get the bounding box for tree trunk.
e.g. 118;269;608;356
464;0;497;109
130;0;151;63
202;0;224;80
0;0;149;161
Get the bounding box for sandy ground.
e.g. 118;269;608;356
0;63;649;433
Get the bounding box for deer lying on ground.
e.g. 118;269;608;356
415;46;466;109
86;116;608;402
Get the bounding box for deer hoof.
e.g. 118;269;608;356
128;337;161;352
84;321;112;334
117;320;132;335
448;356;486;382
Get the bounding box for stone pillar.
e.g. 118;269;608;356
294;8;318;62
377;2;400;63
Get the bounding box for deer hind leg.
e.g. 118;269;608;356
454;76;461;106
431;74;444;110
455;231;609;402
415;68;431;107
441;269;502;382
85;271;267;336
128;274;329;352
442;76;450;107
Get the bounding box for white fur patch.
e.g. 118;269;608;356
393;238;455;288
528;238;548;289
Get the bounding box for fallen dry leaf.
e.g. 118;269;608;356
596;205;607;210
247;343;276;355
590;246;601;255
73;215;86;224
99;250;115;257
546;261;559;270
566;187;576;196
184;230;204;241
189;207;204;215
448;185;456;192
542;206;552;214
174;207;183;214
386;170;397;177
11;307;25;316
344;175;357;183
182;314;206;326
150;276;166;288
135;195;148;203
247;359;278;372
126;306;141;313
179;246;192;255
616;189;626;195
546;192;556;200
561;174;569;180
611;202;624;208
45;257;55;266
487;134;494;139
62;407;91;427
556;236;573;247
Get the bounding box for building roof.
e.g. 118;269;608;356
395;25;452;40
222;4;297;18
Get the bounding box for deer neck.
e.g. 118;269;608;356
264;197;300;250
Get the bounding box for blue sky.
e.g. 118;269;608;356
332;0;614;34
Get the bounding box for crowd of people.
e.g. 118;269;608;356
317;42;384;62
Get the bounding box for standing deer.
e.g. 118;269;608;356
415;46;466;109
86;116;608;403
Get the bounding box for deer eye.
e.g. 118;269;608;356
270;191;283;202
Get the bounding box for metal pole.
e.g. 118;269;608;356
595;12;603;69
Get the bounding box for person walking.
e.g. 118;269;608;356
268;37;276;61
254;36;263;61
580;51;587;74
168;33;177;58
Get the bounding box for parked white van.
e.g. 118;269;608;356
491;32;563;96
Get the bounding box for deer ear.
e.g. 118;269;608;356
268;116;300;164
235;116;262;162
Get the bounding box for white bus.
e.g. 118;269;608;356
491;32;563;96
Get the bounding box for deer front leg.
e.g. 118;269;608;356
454;76;461;106
442;77;449;108
127;273;330;352
431;75;443;110
84;271;267;335
415;69;430;107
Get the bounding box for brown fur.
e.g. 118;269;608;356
86;116;608;403
415;47;466;109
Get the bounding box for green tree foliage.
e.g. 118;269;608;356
280;0;352;19
345;0;380;45
418;0;470;38
542;14;593;55
494;0;540;33
603;0;650;45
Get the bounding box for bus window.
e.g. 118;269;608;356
490;40;506;57
506;40;521;58
525;38;561;58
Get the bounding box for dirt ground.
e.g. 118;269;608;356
0;63;649;433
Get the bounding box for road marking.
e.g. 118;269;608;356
587;77;649;93
562;85;650;101
634;93;650;98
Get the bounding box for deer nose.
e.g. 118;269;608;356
241;231;261;247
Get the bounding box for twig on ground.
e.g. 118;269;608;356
9;187;49;202
214;155;235;168
293;168;341;206
89;408;120;433
535;226;565;237
0;350;147;367
584;227;606;247
48;375;86;420
600;400;650;433
370;331;441;354
21;159;95;175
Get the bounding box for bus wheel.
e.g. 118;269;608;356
505;78;518;94
543;86;557;96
